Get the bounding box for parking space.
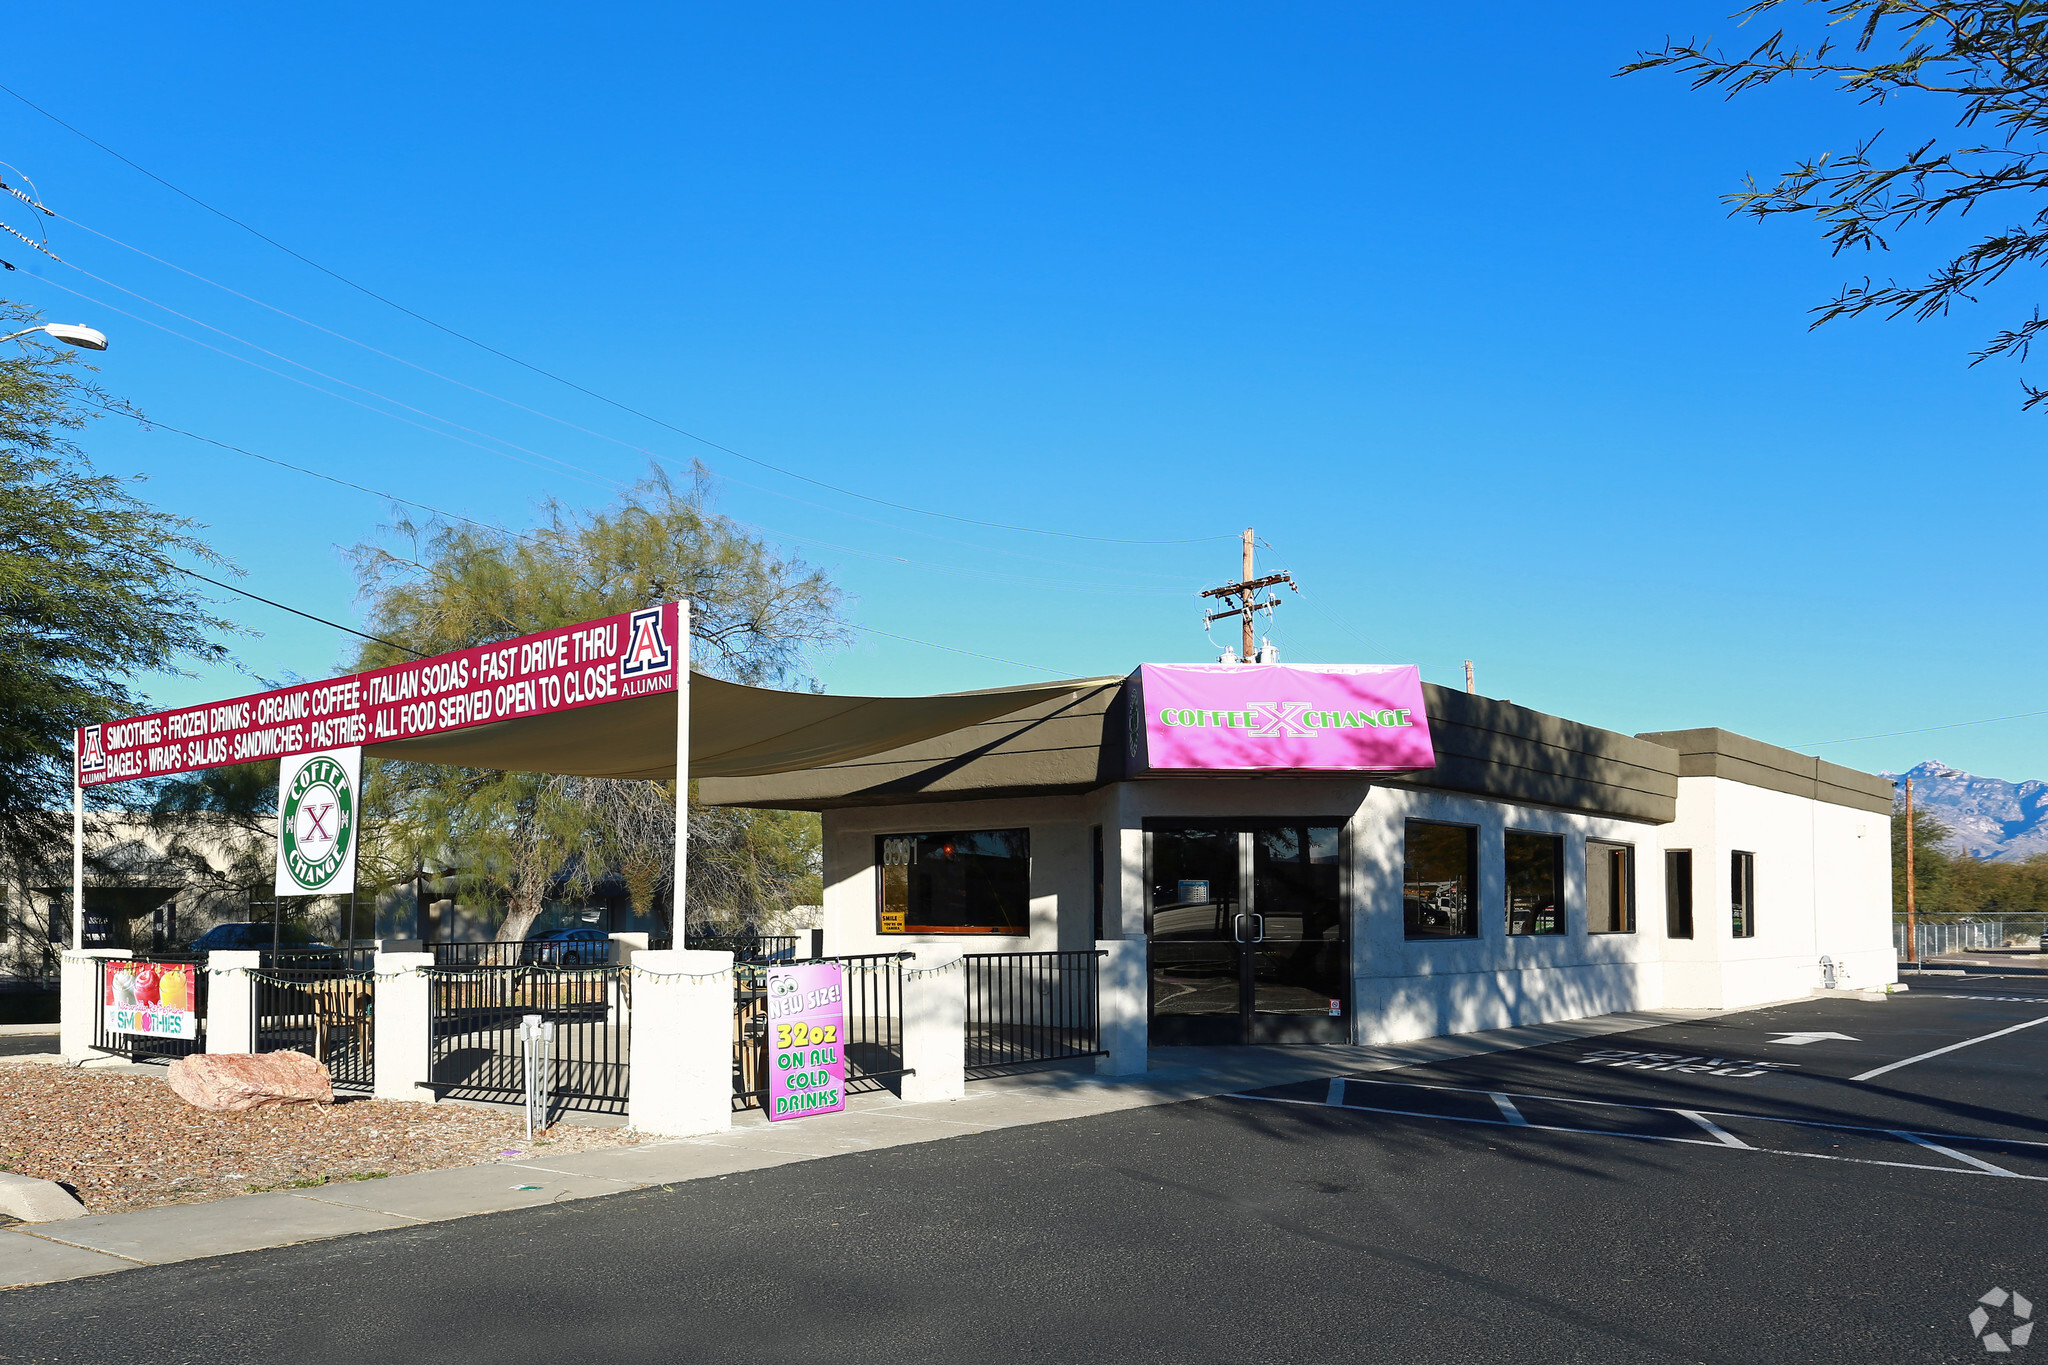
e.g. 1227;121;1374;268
1231;983;2048;1185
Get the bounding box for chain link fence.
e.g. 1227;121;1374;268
1896;917;2046;960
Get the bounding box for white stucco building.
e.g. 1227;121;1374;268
701;671;1895;1050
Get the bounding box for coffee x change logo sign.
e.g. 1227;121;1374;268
276;748;361;895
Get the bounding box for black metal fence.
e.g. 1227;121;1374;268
733;953;908;1109
92;957;207;1061
428;965;631;1115
431;939;618;968
253;966;375;1091
688;934;798;963
264;944;378;972
964;950;1106;1077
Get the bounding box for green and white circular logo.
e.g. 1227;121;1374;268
281;755;354;891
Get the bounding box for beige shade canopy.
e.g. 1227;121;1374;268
370;672;1114;780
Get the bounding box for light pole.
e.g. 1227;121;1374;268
0;323;107;350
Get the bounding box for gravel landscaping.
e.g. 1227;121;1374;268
0;1063;644;1215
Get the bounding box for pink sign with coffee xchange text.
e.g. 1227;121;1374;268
1130;662;1434;775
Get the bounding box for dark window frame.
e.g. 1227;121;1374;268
1731;850;1757;939
1504;829;1566;937
1586;840;1636;934
1664;849;1694;939
1403;819;1480;941
875;828;1032;937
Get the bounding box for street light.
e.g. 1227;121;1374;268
0;322;107;351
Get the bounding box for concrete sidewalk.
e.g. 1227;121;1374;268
0;1006;1708;1290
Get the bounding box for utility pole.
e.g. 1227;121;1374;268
1464;661;1475;694
1200;527;1297;661
1904;777;1918;966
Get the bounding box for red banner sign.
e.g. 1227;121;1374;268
77;602;681;787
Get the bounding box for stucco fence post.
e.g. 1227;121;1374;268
373;950;437;1103
1094;939;1148;1076
627;949;735;1138
59;948;130;1065
204;950;261;1054
899;953;967;1104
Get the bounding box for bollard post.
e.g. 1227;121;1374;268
627;949;734;1138
899;955;967;1103
1093;940;1149;1077
205;951;261;1054
373;951;437;1103
519;1013;555;1137
59;948;131;1065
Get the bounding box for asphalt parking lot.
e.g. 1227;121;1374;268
1237;974;2048;1185
1;976;2043;1363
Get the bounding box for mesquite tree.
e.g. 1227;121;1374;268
0;301;232;965
349;463;842;942
1628;2;2048;405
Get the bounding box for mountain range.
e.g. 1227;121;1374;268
1883;761;2048;863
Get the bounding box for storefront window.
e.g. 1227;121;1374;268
1665;850;1694;939
1404;821;1476;939
877;829;1030;935
1731;850;1756;938
1587;840;1635;933
1505;832;1564;936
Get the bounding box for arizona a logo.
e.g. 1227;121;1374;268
619;606;673;677
78;725;107;774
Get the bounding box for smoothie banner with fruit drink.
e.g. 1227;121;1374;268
104;962;198;1038
764;962;848;1122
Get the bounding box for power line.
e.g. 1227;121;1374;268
2;79;1232;548
173;566;424;657
55;208;1205;583
1793;709;2048;751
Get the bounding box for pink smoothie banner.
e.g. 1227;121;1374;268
77;602;682;788
764;962;848;1122
1128;662;1435;775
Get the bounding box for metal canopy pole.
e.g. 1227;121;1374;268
673;601;690;943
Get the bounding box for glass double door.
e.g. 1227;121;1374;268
1147;820;1350;1045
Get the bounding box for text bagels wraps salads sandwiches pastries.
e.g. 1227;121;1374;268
76;603;679;787
105;961;199;1037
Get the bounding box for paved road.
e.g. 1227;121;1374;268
3;984;2044;1363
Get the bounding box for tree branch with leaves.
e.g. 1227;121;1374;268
1627;1;2048;405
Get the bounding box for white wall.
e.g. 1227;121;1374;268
814;772;1893;1046
1658;777;1894;1010
1348;785;1667;1045
820;794;1109;957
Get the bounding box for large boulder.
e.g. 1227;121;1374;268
167;1051;334;1112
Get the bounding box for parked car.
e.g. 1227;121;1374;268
518;927;613;965
188;923;332;953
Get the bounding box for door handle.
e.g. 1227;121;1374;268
1251;913;1266;943
1233;912;1248;943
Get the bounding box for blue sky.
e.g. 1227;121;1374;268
7;5;2043;780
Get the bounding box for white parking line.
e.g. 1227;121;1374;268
1676;1110;1752;1149
1850;1014;2048;1082
1490;1093;1528;1125
1330;1074;2048;1152
1229;1090;2048;1182
1891;1131;2018;1178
